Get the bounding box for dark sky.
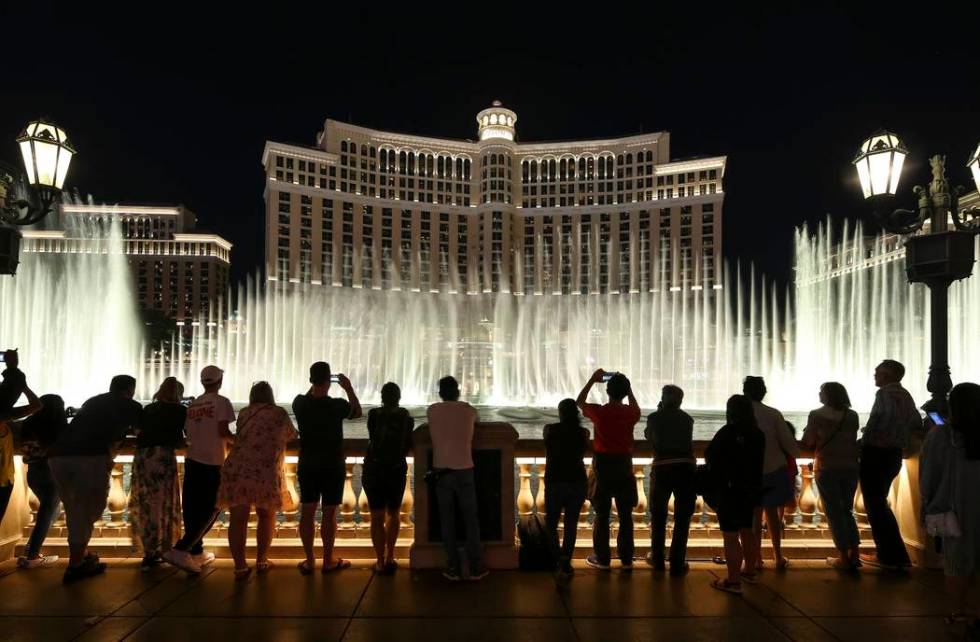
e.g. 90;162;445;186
3;4;978;284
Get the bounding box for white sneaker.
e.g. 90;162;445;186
192;551;216;568
162;549;202;574
17;555;58;569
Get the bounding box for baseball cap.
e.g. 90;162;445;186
201;365;224;385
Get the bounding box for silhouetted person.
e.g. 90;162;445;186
427;375;488;581
743;376;798;570
293;361;362;575
48;375;142;583
363;382;414;573
0;366;42;538
645;384;696;575
543;398;589;583
859;359;917;569
18;393;67;568
707;394;764;595
802;382;861;570
577;369;640;570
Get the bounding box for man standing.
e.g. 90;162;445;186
577;369;641;570
164;365;235;574
48;375;142;583
427;375;488;581
293;362;361;574
859;359;919;569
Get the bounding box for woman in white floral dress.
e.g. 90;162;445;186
216;381;296;580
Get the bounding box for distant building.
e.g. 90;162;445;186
21;204;232;323
263;101;725;294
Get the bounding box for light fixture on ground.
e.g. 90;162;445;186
853;130;980;414
0;118;76;274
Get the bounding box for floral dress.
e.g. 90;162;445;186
216;404;296;509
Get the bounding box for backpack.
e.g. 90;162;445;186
517;513;556;571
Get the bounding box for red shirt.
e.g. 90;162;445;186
582;402;640;454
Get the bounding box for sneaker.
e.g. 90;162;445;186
17;555;58;569
442;568;463;582
859;553;909;570
163;549;202;574
63;557;106;584
468;566;490;581
645;552;666;571
192;551;216;568
585;555;611;570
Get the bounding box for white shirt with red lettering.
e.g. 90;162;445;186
185;392;236;466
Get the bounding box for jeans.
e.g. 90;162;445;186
649;462;696;565
592;453;636;564
815;468;860;551
25;461;61;558
435;468;482;573
544;480;586;564
48;455;112;557
859;446;910;565
174;458;221;555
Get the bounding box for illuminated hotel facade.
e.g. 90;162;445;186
22;204;232;322
263;101;725;295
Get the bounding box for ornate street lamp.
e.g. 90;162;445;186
853;131;980;414
0;118;76;274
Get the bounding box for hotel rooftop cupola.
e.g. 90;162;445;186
476;100;517;142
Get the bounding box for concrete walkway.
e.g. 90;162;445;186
0;558;975;641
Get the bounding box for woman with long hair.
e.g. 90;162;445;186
17;393;67;568
129;377;186;570
217;381;296;580
921;382;980;633
544;398;590;583
802;382;861;570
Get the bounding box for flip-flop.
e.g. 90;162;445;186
322;558;351;574
234;567;252;582
297;560;314;575
711;578;742;595
256;560;275;574
776;558;790;570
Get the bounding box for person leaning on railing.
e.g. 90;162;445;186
543;398;589;584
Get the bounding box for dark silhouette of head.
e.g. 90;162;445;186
742;376;766;402
110;375;137;399
3;349;18;370
606;373;630;401
23;393;67;435
438;376;460;401
661;384;684;410
726;394;757;427
250;381;275;405
875;360;905;387
820;381;851;410
381;382;401;407
310;362;331;386
153;377;183;404
558;398;580;427
950;382;980;461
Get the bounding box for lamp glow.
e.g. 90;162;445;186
16;119;75;189
968;141;980;195
853;130;907;198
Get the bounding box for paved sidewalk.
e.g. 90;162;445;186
0;558;975;641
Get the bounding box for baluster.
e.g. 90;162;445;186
691;494;706;531
105;461;129;530
534;461;546;515
357;460;371;531
852;484;868;525
632;462;647;525
799;463;818;529
340;460;357;530
279;461;300;536
399;461;414;531
517;462;534;517
784;464;801;530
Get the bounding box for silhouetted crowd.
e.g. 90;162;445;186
0;351;978;632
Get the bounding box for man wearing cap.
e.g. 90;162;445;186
164;365;235;574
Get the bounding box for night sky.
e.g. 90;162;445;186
3;4;978;285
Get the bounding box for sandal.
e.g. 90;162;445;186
826;557;856;571
711;578;743;595
256;560;275;574
322;558;351;574
776;558;790;570
297;560;314;576
374;561;386;573
234;567;252;582
384;560;399;573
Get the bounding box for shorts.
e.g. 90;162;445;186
361;463;407;511
759;466;794;508
717;492;755;532
298;465;345;506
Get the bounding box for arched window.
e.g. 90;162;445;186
529;160;537;181
427;155;434;176
626;153;632;164
646;150;653;162
369;146;376;158
360;144;368;156
617;154;624;168
380;149;387;167
408;154;415;174
341;141;348;152
522;161;529;181
491;114;498;125
578;158;586;175
464;158;471;179
399;151;407;173
549;159;556;181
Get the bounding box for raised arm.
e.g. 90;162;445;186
0;386;43;422
576;369;604;410
338;374;363;419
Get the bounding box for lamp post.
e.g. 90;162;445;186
852;131;980;415
0;119;76;274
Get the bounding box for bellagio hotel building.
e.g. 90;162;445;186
264;101;725;295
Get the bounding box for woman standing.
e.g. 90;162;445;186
921;382;980;633
0;385;42;525
543;398;589;583
17;394;68;568
801;382;861;570
129;378;187;570
217;381;296;580
362;382;414;574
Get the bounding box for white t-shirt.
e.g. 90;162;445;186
427;401;477;470
752;400;800;474
185;392;236;466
